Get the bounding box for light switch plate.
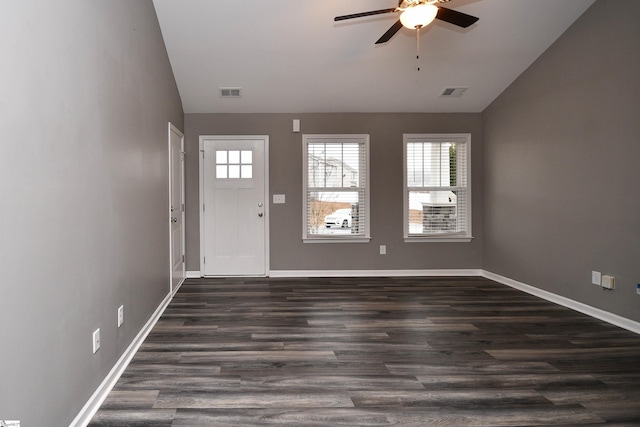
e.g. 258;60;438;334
117;305;124;327
92;329;101;353
602;275;615;289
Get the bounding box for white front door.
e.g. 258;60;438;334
169;123;185;293
200;136;268;276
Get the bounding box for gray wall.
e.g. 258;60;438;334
483;0;640;321
0;1;183;426
185;113;483;272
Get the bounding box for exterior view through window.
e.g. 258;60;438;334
404;134;471;240
303;134;370;241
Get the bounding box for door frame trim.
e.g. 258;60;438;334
169;123;186;294
198;135;270;277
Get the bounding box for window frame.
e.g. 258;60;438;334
302;134;371;243
403;133;472;242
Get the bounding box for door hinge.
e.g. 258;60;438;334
182;254;185;263
182;203;185;212
203;256;206;264
203;204;205;212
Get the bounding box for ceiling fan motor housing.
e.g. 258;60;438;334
334;0;478;45
399;0;450;9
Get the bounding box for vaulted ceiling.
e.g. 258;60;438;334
152;0;595;114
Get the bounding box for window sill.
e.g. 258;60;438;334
404;236;473;243
304;237;372;244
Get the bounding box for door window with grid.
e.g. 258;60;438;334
303;134;370;242
404;134;472;241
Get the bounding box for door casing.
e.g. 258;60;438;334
169;123;186;293
198;135;270;276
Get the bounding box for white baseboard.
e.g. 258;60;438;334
186;270;202;278
172;277;186;296
269;269;483;278
69;292;173;427
482;270;640;335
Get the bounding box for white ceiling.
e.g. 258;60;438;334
152;0;595;114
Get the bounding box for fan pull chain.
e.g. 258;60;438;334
416;26;421;71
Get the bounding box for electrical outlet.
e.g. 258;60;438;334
592;271;601;286
92;329;101;353
380;245;386;255
117;305;124;327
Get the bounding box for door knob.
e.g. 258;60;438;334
171;217;178;223
258;212;263;217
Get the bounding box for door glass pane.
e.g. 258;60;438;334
229;165;240;179
216;149;254;180
229;150;240;164
241;150;252;164
216;150;227;164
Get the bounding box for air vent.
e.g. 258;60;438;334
440;87;468;98
220;87;242;98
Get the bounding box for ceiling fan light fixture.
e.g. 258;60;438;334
400;4;438;29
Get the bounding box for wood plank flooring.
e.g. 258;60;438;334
89;277;640;426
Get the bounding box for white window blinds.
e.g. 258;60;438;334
303;135;370;241
404;134;471;240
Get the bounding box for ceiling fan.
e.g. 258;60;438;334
334;0;479;45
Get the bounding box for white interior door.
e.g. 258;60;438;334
200;136;268;276
169;123;185;292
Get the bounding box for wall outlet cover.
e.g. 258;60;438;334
592;271;601;286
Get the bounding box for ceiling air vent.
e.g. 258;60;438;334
220;87;242;98
440;87;468;98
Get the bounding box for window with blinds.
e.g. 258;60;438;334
302;134;370;242
404;134;472;241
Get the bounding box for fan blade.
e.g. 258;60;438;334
335;8;397;22
375;20;403;44
436;7;479;28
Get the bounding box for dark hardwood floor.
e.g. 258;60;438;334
89;276;640;426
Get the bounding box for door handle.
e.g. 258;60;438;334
171;217;178;223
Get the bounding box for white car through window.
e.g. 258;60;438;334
324;209;352;229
